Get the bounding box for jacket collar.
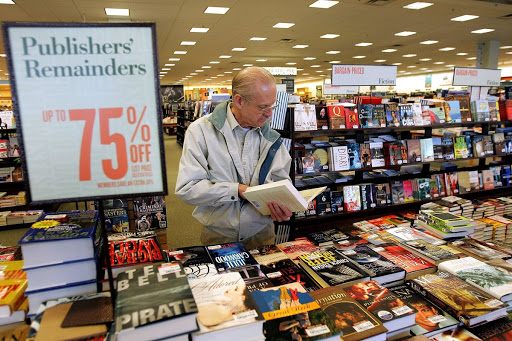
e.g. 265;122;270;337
208;100;280;142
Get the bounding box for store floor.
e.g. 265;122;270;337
0;134;204;249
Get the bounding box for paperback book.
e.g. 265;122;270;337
206;242;259;272
166;246;218;279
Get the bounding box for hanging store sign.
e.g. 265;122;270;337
452;67;502;86
2;22;167;204
323;84;359;95
264;67;297;76
331;64;397;86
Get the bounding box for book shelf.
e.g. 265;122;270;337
278;106;512;237
176;107;195;146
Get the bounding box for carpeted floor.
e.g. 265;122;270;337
0;134;204;249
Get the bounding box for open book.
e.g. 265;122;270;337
243;180;327;216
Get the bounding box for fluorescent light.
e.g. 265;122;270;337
451;15;478;22
181;41;196;45
329;61;341;63
293;45;309;49
407;66;417;68
209;61;220;64
232;47;246;51
500;46;512;49
420;40;438;44
303;73;310;75
219;55;231;58
382;49;397;53
472;28;494;34
297;69;304;71
162;68;171;71
316;71;323;73
0;0;15;4
202;66;211;68
439;47;455;51
196;70;204;72
190;27;209;33
434;61;445;64
392;62;402;65
0;54;6;57
224;71;232;73
507;52;512;55
456;52;468;56
403;2;433;10
311;65;321;67
243;64;253;66
420;68;429;70
168;58;180;61
403;54;417;57
105;8;129;16
233;68;242;70
204;6;229;14
353;56;366;59
174;51;187;54
466;57;477;60
395;31;416;36
374;60;386;62
256;59;267;62
355;42;372;47
309;0;338;8
326;50;340;54
419;58;431;61
286;62;297;65
273;23;295;28
250;37;266;41
320;34;340;39
190;73;197;75
304;57;316;60
217;74;223;77
165;64;175;66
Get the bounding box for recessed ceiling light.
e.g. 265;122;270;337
174;51;187;54
0;54;5;57
311;65;321;67
273;23;295;28
374;60;386;62
190;73;197;75
250;37;266;41
165;64;175;66
420;40;438;45
219;55;231;58
297;69;304;71
391;62;402;65
225;71;233;73
500;46;512;49
399;70;407;73
451;15;479;22
196;70;204;72
168;58;180;61
439;47;455;51
293;45;309;49
326;50;340;54
204;6;229;14
407;65;417;68
256;59;267;62
403;54;417;57
303;73;310;75
209;61;220;64
190;27;209;33
185;76;192;78
304;57;316;60
217;74;223;77
395;31;416;36
243;64;253;66
355;42;373;47
309;0;339;9
320;34;340;39
456;52;468;56
382;49;397;53
403;2;433;9
232;47;246;51
162;68;171;71
434;61;445;64
211;77;217;79
105;8;129;16
353;56;366;59
316;71;323;73
329;61;341;63
160;72;167;74
181;41;196;46
233;68;242;70
506;52;512;55
0;0;15;4
286;62;297;65
202;66;211;68
472;28;494;34
466;57;477;60
419;58;431;61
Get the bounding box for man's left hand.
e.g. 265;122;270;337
267;202;292;222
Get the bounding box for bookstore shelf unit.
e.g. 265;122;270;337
279;107;512;237
176;108;195;146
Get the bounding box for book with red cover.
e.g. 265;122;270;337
276;238;319;264
345;106;359;129
327;105;346;129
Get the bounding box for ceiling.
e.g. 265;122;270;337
0;0;511;86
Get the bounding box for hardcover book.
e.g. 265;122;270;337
373;183;390;207
206;242;259;272
310;286;388;341
0;279;27;318
420;138;435;162
401;239;458;265
360;183;376;210
358;104;374;128
115;263;198;340
450;238;510;261
390;284;459;337
345;106;359;129
133;196;167;231
407;139;422;163
277;239;319;264
385;102;401;127
431;106;447;124
400;104;415;126
370;142;385;167
330;191;344;213
390;180;405;204
446;101;462;123
373;104;386;127
166;246;218;279
259;258;320;292
327;105;346;129
298;249;369;288
347;142;362;169
409;271;508;327
316;106;328;129
330;146;350;171
360;143;372;168
343;185;361;212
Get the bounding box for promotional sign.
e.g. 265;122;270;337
282;78;294;93
2;22;167;204
331;65;397;86
323;84;359;95
452;67;502;86
264;67;297;76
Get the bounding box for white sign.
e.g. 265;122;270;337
331;65;397;86
323;84;359;95
4;23;166;203
452;67;502;86
264;67;297;76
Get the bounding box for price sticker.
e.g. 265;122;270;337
467;118;472;122
372;247;385;252
343;250;356;255
353;320;374;332
398;160;402;165
158;262;181;275
353;125;359;128
485;299;503;308
266;271;283;278
167;250;184;256
392;305;413;316
427;315;447;323
233;309;258;320
305;324;330;337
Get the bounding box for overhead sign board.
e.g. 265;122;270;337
2;22;167;204
323;84;359;95
331;64;397;86
452;67;502;86
264;67;297;76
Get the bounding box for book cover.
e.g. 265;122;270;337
400;104;415;126
446;101;462;123
373;183;390;207
373;104;386;127
390;180;405;204
412;103;425;125
259;258;320;292
108;231;164;272
251;282;321;321
133;196;167;231
482;169;495;190
484;136;494;156
0;279;27;318
472;100;490;122
359;143;372;168
295;104;318;131
311;148;330;172
298;249;369;288
343;185;361;212
492;166;503;187
206;242;258;272
458;171;472;193
409;271;507;327
439;257;512;301
451;238;510;261
445;172;459;195
432;137;444;160
315;106;328;129
385;102;401;127
276;239;319;263
442;137;455;160
407;139;422;163
330;191;344;213
347;142;361;169
473;135;485;157
189;272;264;333
360;183;376;210
103;198;129;233
403;180;414;203
327;105;346;129
345;106;359;129
369;142;385;167
493;132;506;156
330;146;350;171
431;106;447;124
468;313;512;340
370;243;436;279
446;95;471;122
115;263;198;339
310;286;388;341
420;138;435;162
402;239;458;263
358;104;374;128
166;246;217;279
390;284;459;337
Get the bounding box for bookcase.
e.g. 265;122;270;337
278;106;512;238
176;107;195;146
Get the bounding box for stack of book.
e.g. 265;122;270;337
415;209;476;239
18;210;102;316
0;261;28;327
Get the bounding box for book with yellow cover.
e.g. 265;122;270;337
0;279;27;318
243;180;327;216
0;260;25;281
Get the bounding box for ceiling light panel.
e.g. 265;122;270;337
190;27;209;33
451;15;479;22
273;23;295;28
204;6;229;14
403;2;433;10
309;1;339;9
105;8;129;16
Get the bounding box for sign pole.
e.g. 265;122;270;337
98;200;116;306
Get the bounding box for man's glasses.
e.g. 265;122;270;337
242;96;279;113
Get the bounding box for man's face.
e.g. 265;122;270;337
415;304;438;329
236;82;277;128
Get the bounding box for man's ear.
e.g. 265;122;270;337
233;94;244;108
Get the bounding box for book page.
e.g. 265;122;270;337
299;187;327;202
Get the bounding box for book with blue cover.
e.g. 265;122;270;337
446;101;462;123
206;242;259;272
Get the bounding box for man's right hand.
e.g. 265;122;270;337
238;184;249;200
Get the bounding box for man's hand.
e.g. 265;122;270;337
238;184;249;200
268;202;292;222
